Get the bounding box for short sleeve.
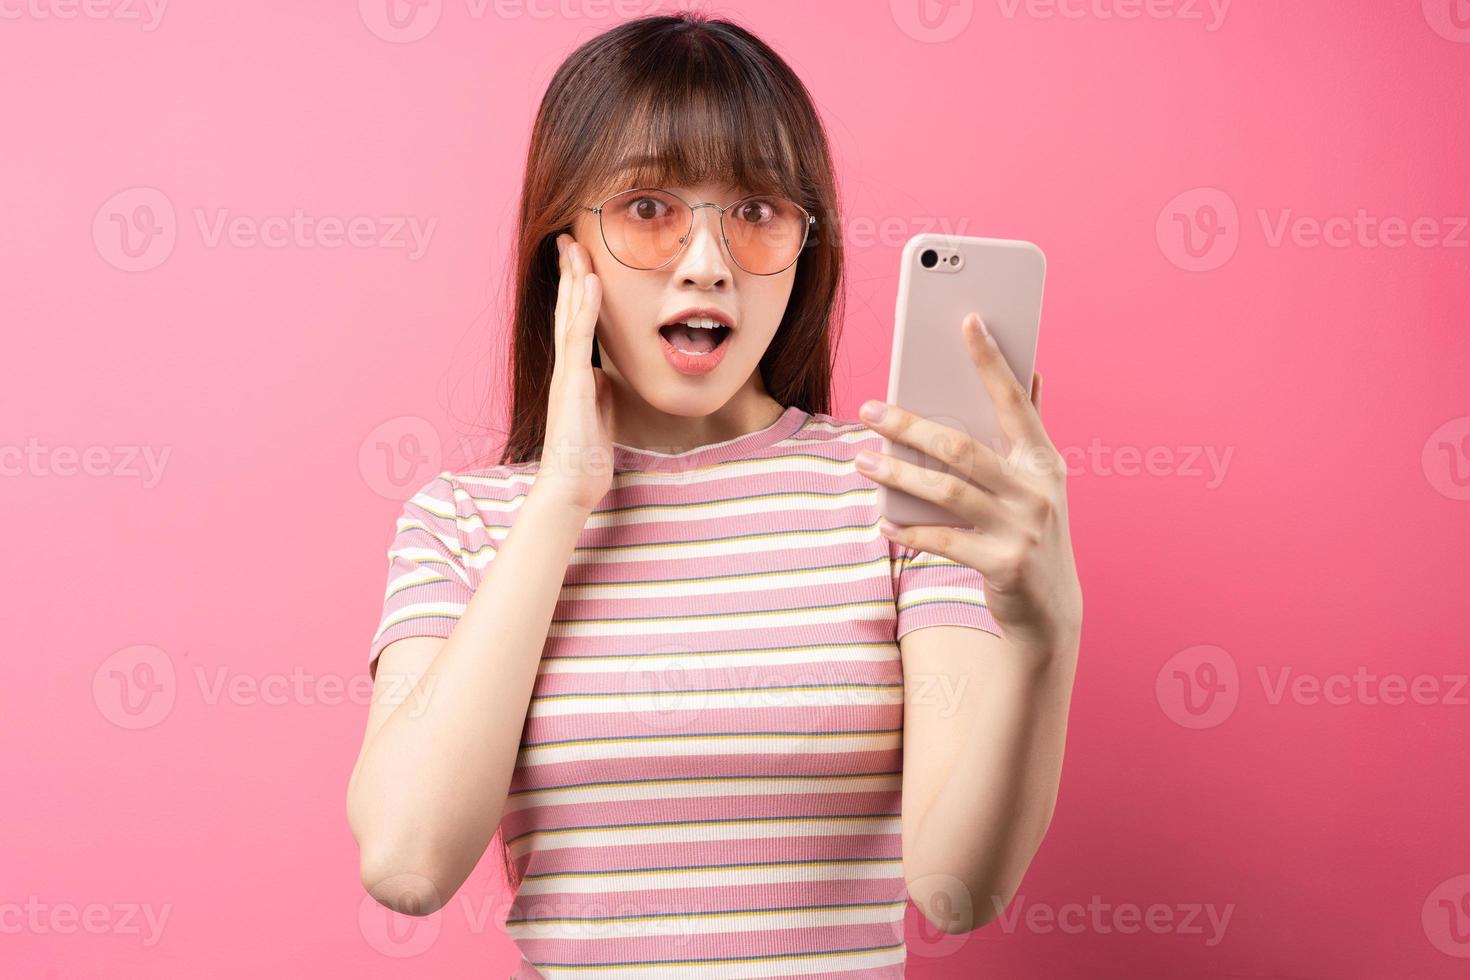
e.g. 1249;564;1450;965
368;472;476;672
891;537;1004;641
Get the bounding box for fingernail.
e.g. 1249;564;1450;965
879;520;900;536
859;401;885;423
556;237;565;256
855;450;880;472
974;315;991;339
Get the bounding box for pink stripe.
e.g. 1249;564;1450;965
519;832;903;877
507;747;903;792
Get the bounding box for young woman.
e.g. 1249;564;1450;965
347;12;1082;978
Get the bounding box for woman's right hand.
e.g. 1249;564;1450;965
536;232;616;512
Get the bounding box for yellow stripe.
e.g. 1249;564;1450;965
524;727;901;750
532;683;901;705
505;899;906;926
506;770;896;800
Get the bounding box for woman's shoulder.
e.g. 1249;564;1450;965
414;459;540;512
448;458;540;486
790;410;882;455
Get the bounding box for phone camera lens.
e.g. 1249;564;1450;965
920;249;938;268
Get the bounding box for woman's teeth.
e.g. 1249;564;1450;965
660;317;730;355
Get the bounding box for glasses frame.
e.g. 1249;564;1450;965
581;186;817;276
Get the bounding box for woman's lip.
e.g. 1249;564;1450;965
658;326;731;376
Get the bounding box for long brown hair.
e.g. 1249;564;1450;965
485;10;846;896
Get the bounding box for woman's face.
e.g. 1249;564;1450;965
570;180;797;418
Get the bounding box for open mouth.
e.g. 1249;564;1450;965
657;319;733;356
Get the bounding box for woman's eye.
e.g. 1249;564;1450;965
627;197;668;221
736;199;774;224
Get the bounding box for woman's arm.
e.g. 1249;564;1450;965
857;314;1084;933
349;230;611;915
900;626;1079;934
346;481;593;914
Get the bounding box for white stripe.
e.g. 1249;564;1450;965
543;606;890;638
382;563;448;599
514;856;902;896
462;521;883;572
504;899;905;941
503;772;900;813
546;599;894;638
554;558;887;600
451;452;882;536
898;585;987;608
532;943;905;980
448;424;872;490
527;685;902;720
388;543;473;586
536;643;898;674
516;730;900;767
373;600;466;640
584;486;873;530
509;815;903;860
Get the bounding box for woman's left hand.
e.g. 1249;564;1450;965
856;312;1083;657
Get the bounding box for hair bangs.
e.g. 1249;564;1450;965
587;72;804;206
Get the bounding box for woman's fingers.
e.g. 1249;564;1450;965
564;238;599;367
568;237;586;326
860;400;1020;495
879;519;1011;581
553;234;572;359
858;451;1006;532
962;313;1049;450
573;270;601;368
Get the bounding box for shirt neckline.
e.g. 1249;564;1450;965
611;404;810;472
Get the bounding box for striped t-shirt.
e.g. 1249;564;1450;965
368;405;1002;979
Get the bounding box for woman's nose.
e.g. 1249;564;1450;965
673;208;733;285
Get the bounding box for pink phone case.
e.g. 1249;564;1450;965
878;233;1046;528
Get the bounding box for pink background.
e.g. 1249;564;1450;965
4;1;1468;976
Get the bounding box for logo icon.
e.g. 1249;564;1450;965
1422;416;1470;501
1156;644;1239;729
358;873;443;956
1157;187;1240;272
359;0;443;43
94;187;177;272
1423;874;1470;957
891;0;974;43
93;644;177;729
1423;0;1470;43
359;416;443;500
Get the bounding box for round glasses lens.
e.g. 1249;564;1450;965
600;189;690;270
724;195;808;274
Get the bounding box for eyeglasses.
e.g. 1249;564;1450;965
581;187;816;276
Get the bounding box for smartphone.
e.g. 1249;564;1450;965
877;233;1046;528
